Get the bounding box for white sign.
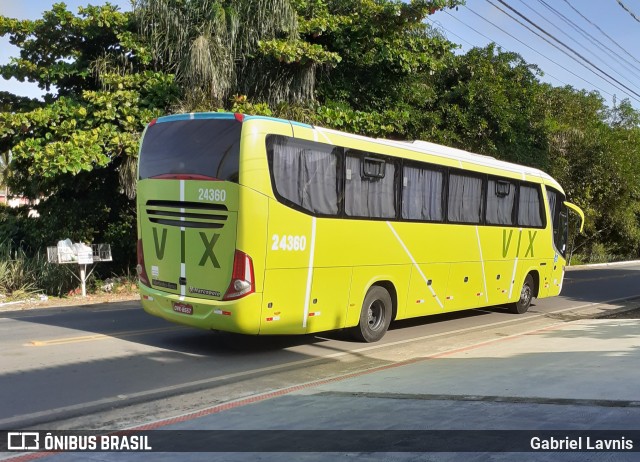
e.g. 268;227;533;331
77;250;93;264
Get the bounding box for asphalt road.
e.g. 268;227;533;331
1;263;639;430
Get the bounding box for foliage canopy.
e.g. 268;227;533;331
1;0;640;296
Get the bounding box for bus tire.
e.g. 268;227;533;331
352;286;392;343
509;274;534;314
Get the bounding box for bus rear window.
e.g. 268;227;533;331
139;119;242;181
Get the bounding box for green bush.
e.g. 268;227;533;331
0;241;78;298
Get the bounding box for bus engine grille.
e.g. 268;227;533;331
145;200;228;229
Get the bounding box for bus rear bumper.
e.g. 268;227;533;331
139;284;262;334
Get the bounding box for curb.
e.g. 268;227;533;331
0;298;140;316
566;260;640;271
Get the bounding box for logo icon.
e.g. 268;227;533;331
7;432;40;450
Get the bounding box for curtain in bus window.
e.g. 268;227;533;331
402;166;443;221
301;149;338;215
271;137;338;215
547;188;567;255
486;179;516;225
448;173;483;223
345;154;396;218
546;189;559;249
370;160;396;218
518;184;543;227
345;156;364;216
272;138;303;206
557;204;568;254
547;189;557;223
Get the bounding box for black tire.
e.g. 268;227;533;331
509;274;535;314
352;286;393;343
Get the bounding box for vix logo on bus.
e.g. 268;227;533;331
502;229;537;258
198;232;220;268
151;227;221;268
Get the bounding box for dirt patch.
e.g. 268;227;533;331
0;290;139;312
599;306;640;319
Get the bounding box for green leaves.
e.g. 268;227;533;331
297;0;463;111
0;4;175;274
314;103;408;137
258;39;341;66
1;3;134;95
5;82;165;182
1;0;639;267
542;87;640;259
426;44;547;167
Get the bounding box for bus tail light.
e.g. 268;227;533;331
223;250;255;300
136;239;151;287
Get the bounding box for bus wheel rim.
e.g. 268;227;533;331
520;284;532;305
368;300;384;330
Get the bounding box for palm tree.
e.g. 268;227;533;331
133;0;316;109
0;150;11;205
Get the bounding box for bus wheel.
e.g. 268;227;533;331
352;286;392;343
509;274;534;314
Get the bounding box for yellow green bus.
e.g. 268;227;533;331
136;113;584;342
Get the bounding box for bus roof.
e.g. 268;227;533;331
152;112;562;192
313;126;559;190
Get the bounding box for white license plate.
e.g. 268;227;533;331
172;302;193;315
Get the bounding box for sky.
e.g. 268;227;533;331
0;0;132;98
430;0;640;109
1;0;640;110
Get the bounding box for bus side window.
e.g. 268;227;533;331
268;135;339;216
345;153;396;219
486;179;516;226
518;184;543;228
402;165;444;222
447;172;483;224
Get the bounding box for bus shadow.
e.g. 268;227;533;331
4;303;333;356
167;329;328;354
389;308;493;332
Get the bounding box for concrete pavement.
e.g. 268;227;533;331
4;262;640;460
6;307;640;461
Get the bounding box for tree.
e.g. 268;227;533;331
426;44;548;168
285;0;462;138
134;0;340;110
0;3;177;269
0;150;9;205
296;0;461;109
542;86;640;260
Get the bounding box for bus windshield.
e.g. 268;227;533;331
139;118;242;181
547;188;568;257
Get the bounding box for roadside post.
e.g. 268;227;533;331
47;241;113;297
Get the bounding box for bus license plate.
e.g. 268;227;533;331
173;302;193;315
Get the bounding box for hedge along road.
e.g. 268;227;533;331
0;262;639;430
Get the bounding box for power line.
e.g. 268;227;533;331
563;0;640;68
488;0;640;103
442;12;508;50
513;0;640;91
615;0;640;23
427;17;477;50
477;0;614;97
535;0;640;77
447;8;572;88
490;0;640;101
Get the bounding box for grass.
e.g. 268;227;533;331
0;241;93;299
